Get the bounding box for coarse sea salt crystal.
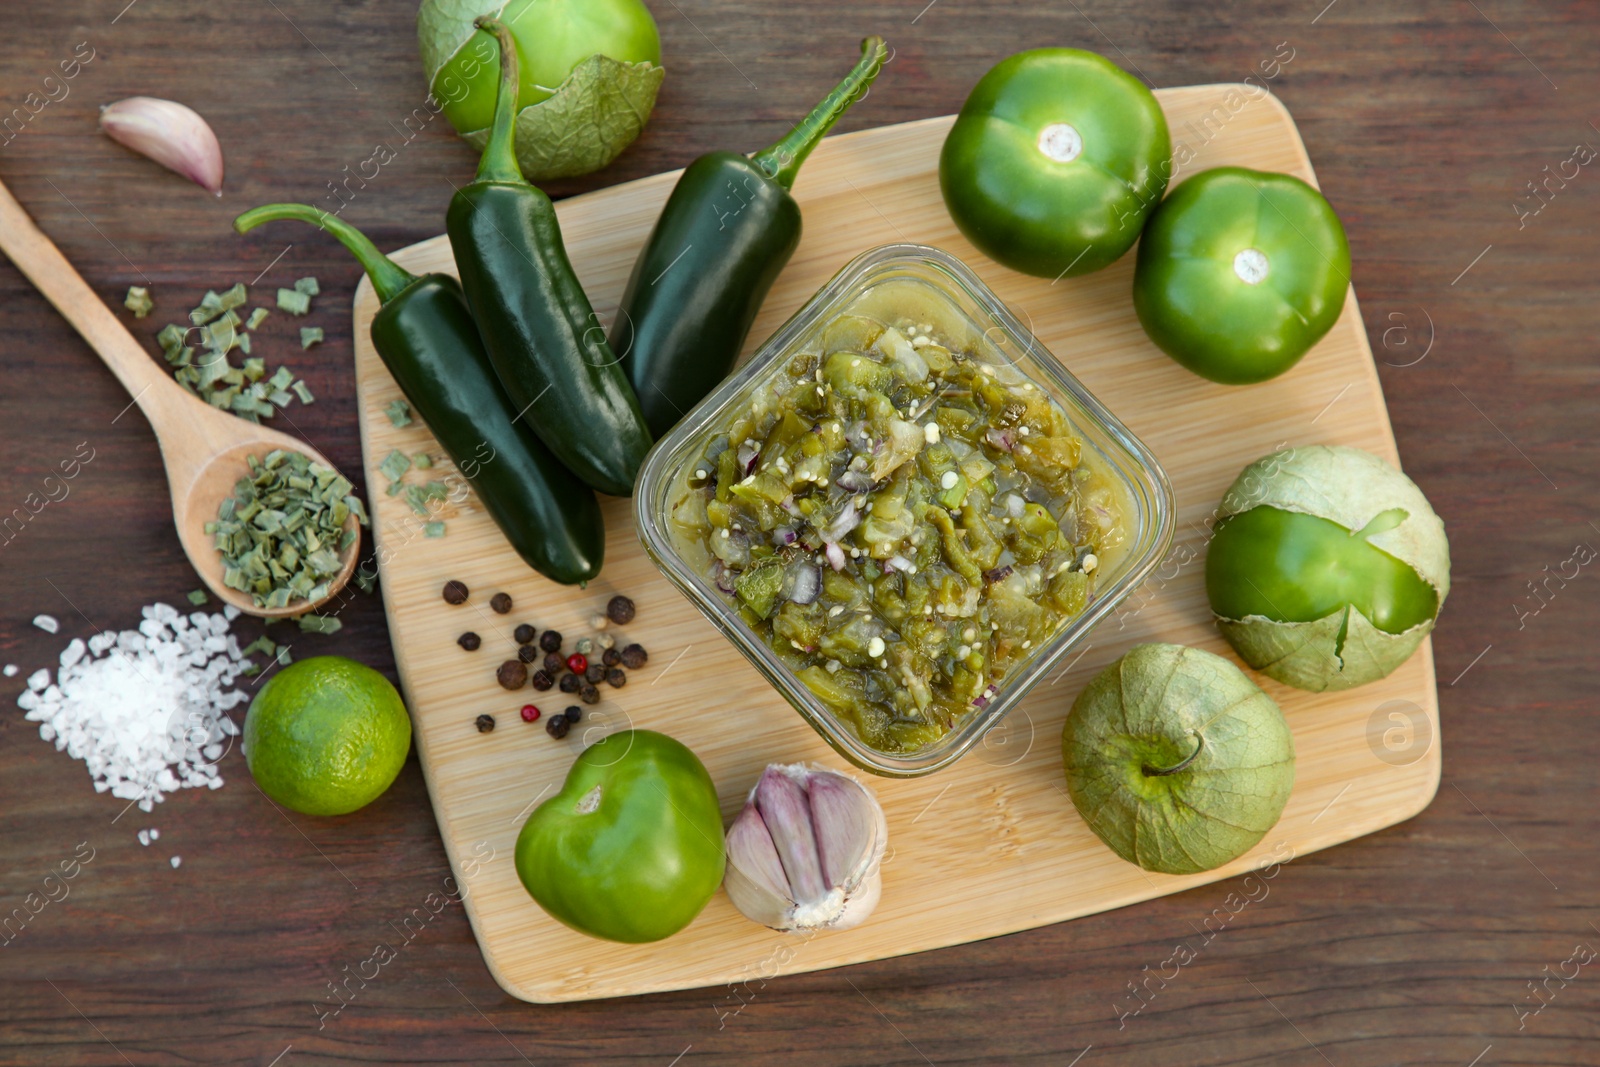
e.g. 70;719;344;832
33;614;59;634
16;602;256;809
3;664;16;678
170;856;181;869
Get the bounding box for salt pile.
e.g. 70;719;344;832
17;603;256;812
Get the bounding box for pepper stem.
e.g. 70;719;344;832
474;17;524;184
749;36;887;190
1142;733;1204;778
233;204;416;305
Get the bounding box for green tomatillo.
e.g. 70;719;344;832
515;730;725;943
1206;445;1450;692
1063;643;1295;875
939;48;1171;279
419;0;663;180
1133;166;1350;384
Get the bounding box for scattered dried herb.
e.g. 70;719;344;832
277;288;311;315
423;521;447;537
158;283;316;425
294;276;320;297
205;449;368;609
186;588;209;605
300;327;324;349
125;286;153;318
412;453;433;470
297;614;341;634
385;399;412;428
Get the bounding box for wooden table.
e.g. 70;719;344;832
1;2;1594;1063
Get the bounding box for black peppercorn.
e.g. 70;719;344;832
517;644;538;663
530;669;554;691
564;706;582;723
496;660;527;690
545;715;570;739
620;643;648;669
602;647;621;667
606;595;636;624
558;672;581;693
606;667;627;688
513;623;536;645
457;632;481;651
579;683;601;705
475;713;495;733
490;592;513;614
539;630;562;652
442;580;469;604
584;662;605;684
543;651;564;674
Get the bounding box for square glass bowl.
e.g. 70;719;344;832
635;244;1174;777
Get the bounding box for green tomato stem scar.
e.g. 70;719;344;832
1233;248;1270;284
1037;123;1083;163
1142;732;1203;777
575;783;602;814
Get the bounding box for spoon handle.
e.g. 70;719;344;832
0;176;181;422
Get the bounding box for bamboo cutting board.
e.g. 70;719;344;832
352;86;1440;1003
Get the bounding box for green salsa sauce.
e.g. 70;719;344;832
666;282;1125;754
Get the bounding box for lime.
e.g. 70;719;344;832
244;656;412;816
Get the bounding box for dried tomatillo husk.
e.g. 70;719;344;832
1062;643;1294;875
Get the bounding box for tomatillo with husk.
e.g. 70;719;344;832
515;730;724;943
1063;643;1295;875
1133;166;1350;384
1206;445;1450;692
940;48;1171;279
419;0;663;180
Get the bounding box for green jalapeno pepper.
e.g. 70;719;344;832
234;204;604;585
447;17;652;497
611;36;887;438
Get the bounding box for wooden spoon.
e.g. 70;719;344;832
0;177;358;618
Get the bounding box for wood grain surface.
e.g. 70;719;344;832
353;91;1440;1003
1;1;1596;1063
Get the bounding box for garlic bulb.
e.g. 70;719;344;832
724;763;888;932
100;97;224;196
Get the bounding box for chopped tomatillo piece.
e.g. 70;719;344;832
665;286;1126;755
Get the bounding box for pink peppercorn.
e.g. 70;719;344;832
566;653;587;674
520;704;541;723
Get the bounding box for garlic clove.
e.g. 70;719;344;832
807;770;884;891
725;762;889;933
724;800;791;905
100;97;224;196
754;765;826;903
